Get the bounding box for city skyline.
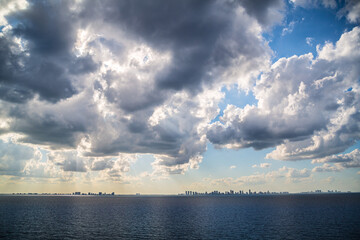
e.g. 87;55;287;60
3;188;354;196
0;0;360;194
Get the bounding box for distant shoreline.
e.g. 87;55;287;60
0;192;358;197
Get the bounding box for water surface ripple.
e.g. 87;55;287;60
1;194;359;239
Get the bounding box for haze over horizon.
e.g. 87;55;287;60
0;0;359;194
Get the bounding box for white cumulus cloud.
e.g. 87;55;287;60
208;27;360;162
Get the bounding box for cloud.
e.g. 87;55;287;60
1;91;97;149
0;139;34;175
324;176;335;183
230;165;237;169
312;149;360;170
346;1;360;23
208;27;360;161
95;156;133;182
0;0;29;26
306;37;314;46
312;163;342;172
79;0;273;94
2;0;357;184
196;166;311;188
252;163;271;168
282;21;296;36
0;135;138;184
0;0;282;178
280;166;311;179
291;0;360;24
0;137;62;179
91;158;115;171
338;0;360;23
238;0;285;28
47;151;88;172
290;0;337;9
312;149;360;164
311;149;359;173
0;1;97;103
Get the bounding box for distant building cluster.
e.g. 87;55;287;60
73;192;115;196
327;190;342;193
182;189;351;196
184;189;290;196
300;190;344;194
6;189;351;196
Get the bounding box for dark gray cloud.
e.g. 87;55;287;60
11;1;74;55
80;0;270;95
0;0;274;107
0;0;97;103
91;158;114;171
87;0;225;93
3;90;98;149
48;151;87;172
239;0;284;26
102;71;167;113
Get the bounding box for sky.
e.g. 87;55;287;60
0;0;359;194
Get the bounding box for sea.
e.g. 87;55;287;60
0;193;359;239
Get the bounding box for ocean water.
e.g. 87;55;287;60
0;194;359;239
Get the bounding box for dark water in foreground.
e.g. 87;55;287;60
0;194;359;239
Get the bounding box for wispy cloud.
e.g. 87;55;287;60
192;166;312;189
282;21;296;36
252;163;271;168
306;37;314;46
